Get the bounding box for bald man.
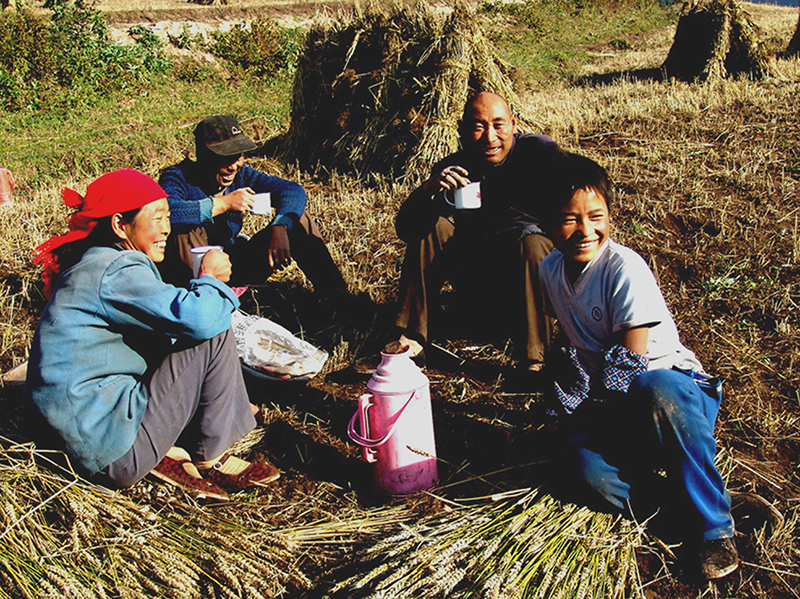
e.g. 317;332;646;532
393;92;562;371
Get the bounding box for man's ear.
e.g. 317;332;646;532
510;113;518;132
109;213;128;241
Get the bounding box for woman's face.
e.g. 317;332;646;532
118;198;171;262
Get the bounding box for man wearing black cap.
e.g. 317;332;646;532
159;114;347;292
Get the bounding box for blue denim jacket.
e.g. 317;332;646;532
24;246;240;474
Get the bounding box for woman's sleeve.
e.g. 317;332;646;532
99;254;240;341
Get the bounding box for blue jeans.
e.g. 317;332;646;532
568;368;734;541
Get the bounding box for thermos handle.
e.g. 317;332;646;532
347;391;417;459
347;394;376;462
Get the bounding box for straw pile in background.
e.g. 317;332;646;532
328;489;645;599
788;8;800;56
662;0;775;81
284;1;530;185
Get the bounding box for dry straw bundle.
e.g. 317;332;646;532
0;440;319;598
284;1;527;185
788;8;800;56
662;0;775;81
328;489;645;599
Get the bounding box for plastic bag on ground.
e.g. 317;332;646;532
231;310;328;380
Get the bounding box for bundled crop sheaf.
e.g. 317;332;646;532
328;489;645;598
788;8;800;56
0;443;313;599
284;1;529;185
662;0;775;81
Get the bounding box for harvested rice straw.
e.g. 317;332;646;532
329;489;645;598
403;9;472;184
663;0;775;81
0;442;403;599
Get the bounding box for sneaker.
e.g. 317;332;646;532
699;536;739;580
730;491;784;536
150;456;230;502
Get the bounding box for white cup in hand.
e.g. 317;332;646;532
251;192;272;215
190;245;224;278
445;181;481;210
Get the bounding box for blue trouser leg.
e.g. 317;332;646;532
630;369;733;540
568;368;733;541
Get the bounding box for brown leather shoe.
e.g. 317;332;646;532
730;491;784;536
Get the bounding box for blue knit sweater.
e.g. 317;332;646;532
159;159;307;248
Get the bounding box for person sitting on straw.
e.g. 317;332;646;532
158;114;347;293
25;169;280;501
538;152;741;579
390;91;561;371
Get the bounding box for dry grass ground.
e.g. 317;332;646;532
1;1;800;597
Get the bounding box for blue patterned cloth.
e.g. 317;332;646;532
601;345;650;393
547;344;649;415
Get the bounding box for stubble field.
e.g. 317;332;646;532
1;0;799;597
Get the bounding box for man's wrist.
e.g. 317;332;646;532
272;214;296;230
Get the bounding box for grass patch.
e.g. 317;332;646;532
2;75;293;187
480;0;679;85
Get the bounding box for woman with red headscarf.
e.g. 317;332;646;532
25;169;279;501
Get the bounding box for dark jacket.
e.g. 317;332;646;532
396;133;560;243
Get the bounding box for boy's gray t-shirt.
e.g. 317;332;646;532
540;239;704;376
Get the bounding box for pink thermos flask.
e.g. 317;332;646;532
347;348;438;496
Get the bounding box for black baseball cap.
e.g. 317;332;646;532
194;114;257;158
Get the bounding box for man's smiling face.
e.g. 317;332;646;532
460;92;517;167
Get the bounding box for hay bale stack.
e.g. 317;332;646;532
285;2;525;184
788;8;800;56
663;0;775;81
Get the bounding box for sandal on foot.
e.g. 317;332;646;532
202;454;281;492
150;456;230;502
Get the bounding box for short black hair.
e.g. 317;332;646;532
543;152;614;226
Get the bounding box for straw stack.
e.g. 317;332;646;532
284;1;527;185
788;8;800;56
327;489;645;598
662;0;775;81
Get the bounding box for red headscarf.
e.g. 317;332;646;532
35;169;167;298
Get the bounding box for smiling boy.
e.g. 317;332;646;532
538;152;738;579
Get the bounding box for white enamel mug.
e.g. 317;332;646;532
251;192;272;215
445;181;481;210
190;245;224;278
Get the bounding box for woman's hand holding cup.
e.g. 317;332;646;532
199;249;232;283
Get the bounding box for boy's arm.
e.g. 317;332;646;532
614;325;649;356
